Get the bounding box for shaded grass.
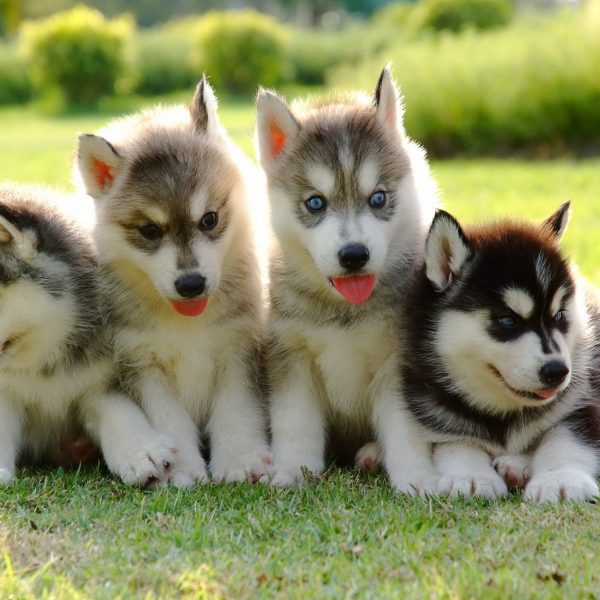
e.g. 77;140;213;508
1;102;600;597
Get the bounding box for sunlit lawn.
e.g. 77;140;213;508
1;99;600;598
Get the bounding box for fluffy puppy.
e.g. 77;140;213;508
76;78;272;486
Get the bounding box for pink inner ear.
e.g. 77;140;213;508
92;157;113;189
269;123;287;157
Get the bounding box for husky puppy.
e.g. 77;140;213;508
256;67;440;492
0;183;177;485
76;78;272;486
398;203;600;501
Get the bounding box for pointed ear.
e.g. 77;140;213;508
425;210;472;291
374;64;405;135
255;88;299;170
0;210;36;260
541;201;570;241
77;134;123;199
190;75;219;133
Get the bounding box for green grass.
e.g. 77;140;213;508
1;102;600;597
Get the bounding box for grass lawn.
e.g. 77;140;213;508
1;100;600;598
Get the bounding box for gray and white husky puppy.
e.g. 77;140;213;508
395;204;599;502
256;67;440;492
0;183;177;485
76;78;272;486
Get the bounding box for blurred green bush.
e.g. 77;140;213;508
0;43;32;105
132;19;197;96
20;5;132;108
192;10;286;94
411;0;514;33
330;4;600;157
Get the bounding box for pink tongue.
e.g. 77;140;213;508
171;297;208;317
535;388;558;399
331;274;376;304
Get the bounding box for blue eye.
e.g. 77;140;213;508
306;195;326;213
369;191;387;209
497;316;518;329
554;310;565;322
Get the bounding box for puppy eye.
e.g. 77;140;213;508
199;211;218;231
497;315;519;329
554;310;565;322
306;195;326;213
369;190;386;209
139;223;162;241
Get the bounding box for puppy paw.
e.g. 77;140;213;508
167;451;208;488
108;435;178;487
524;469;599;502
493;454;531;488
390;470;439;497
354;442;381;472
0;467;15;485
437;470;508;499
210;449;275;484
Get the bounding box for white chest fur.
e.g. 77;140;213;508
301;319;396;418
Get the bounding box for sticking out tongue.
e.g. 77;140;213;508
535;388;558;400
331;274;376;304
171;297;209;317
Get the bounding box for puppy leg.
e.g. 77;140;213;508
270;356;326;487
435;442;508;499
525;425;598;502
81;391;177;487
208;357;273;484
372;358;438;496
0;398;21;484
139;371;208;487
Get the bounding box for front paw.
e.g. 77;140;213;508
525;469;599;502
437;470;508;499
107;434;178;487
167;451;208;488
0;466;15;485
210;449;275;484
493;454;531;488
354;442;381;472
390;469;439;497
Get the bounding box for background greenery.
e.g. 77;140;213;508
1;0;599;597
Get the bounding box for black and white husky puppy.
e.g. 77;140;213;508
400;203;600;501
256;67;440;492
0;183;177;485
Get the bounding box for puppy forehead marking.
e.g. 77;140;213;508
535;252;552;291
190;188;207;223
338;146;354;172
357;158;379;197
306;163;335;197
503;287;535;319
143;206;169;225
550;285;568;315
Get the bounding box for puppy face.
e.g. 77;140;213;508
77;79;244;317
256;67;433;304
426;205;584;413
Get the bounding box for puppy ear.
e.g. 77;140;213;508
190;75;219;134
425;210;472;291
374;64;405;135
541;201;570;241
77;134;123;199
0;209;36;260
255;88;299;170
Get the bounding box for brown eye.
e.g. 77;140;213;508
139;223;162;240
199;211;218;231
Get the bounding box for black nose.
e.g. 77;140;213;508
539;361;569;387
338;244;369;272
175;273;206;298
